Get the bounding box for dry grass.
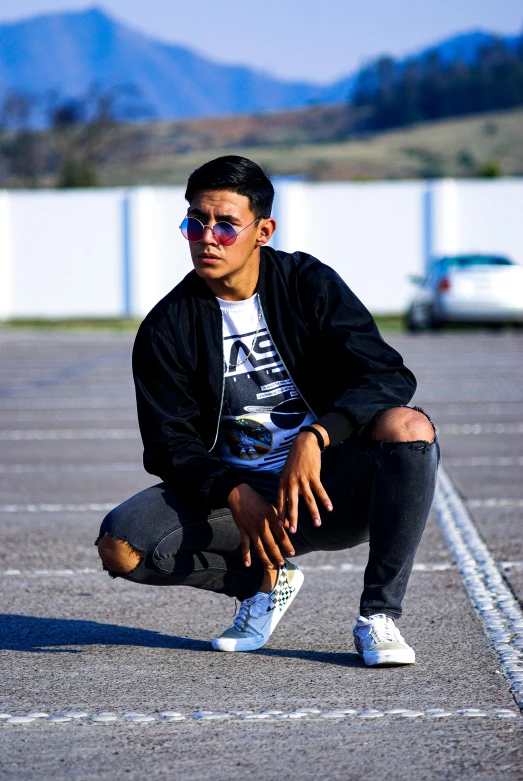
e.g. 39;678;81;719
97;108;523;185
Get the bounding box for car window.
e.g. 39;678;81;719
444;255;513;268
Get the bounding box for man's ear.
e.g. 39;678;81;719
255;217;276;247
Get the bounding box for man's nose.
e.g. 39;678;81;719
202;225;216;243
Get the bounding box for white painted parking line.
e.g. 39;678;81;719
0;429;140;441
300;563;455;572
0;568;100;576
0;410;137;422
0;563;458;576
427;404;523;415
0;398;133;410
466;499;523;508
0;463;142;474
0;707;519;726
440;423;523;435
435;467;523;713
0;503;114;513
445;457;523;467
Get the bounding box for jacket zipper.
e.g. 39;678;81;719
210;309;226;451
257;297;317;418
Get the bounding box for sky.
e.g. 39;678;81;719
0;0;522;83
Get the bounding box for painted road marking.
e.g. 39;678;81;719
435;467;523;713
440;423;523;435
0;563;460;576
0;463;142;474
0;429;140;441
0;707;519;726
0;410;137;422
0;398;133;410
0;503;115;513
445;457;523;467
467;499;523;508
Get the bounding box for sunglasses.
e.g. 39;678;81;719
179;215;263;246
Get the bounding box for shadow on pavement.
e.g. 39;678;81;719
0;614;209;654
0;614;362;666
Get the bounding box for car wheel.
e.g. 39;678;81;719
405;309;422;332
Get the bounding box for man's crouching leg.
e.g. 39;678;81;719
353;405;439;667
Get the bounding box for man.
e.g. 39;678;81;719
97;155;438;666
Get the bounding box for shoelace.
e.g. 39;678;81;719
233;593;273;630
357;614;396;643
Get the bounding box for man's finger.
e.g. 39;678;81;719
313;480;333;512
253;537;276;570
270;520;295;557
241;531;251;567
277;484;288;524
302;487;322;527
286;480;300;533
260;530;285;567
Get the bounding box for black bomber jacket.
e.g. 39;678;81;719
132;247;417;507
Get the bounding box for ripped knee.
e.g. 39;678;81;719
372;406;435;444
96;533;143;576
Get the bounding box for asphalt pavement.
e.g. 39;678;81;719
0;329;522;780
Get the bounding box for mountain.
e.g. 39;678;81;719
0;7;520;127
0;7;329;126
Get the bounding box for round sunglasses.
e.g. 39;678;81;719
179;215;263;246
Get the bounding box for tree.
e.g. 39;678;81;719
0;92;43;186
50;84;153;188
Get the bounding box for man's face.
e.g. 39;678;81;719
186;190;271;287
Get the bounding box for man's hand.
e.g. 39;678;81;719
228;483;295;569
277;426;333;534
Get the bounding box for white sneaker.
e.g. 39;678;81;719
212;560;304;652
353;614;416;666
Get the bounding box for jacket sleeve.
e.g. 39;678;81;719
132;321;243;508
301;261;417;445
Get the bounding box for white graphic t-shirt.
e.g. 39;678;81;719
215;293;315;472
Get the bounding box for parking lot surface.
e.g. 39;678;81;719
0;330;522;780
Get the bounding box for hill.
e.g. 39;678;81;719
0;7;328;125
2;105;519;189
94;107;523;185
0;7;519;126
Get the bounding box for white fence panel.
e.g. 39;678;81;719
274;181;425;313
455;179;523;267
128;187;191;318
9;189;125;318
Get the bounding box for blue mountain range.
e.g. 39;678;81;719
0;7;519;126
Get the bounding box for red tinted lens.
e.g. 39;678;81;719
181;217;204;242
213;222;237;246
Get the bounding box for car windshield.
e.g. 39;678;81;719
444;255;513;268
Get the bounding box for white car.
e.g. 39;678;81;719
406;254;523;330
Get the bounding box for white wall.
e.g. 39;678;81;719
0;178;522;319
8;189;126;318
126;187;191;317
273;181;425;312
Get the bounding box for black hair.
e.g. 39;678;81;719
185;155;274;218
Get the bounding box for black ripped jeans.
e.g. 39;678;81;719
97;422;440;619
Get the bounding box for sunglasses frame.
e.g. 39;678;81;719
179;215;264;246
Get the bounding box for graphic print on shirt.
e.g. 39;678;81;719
216;297;315;472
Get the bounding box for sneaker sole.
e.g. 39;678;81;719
212;568;304;652
362;648;416;667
